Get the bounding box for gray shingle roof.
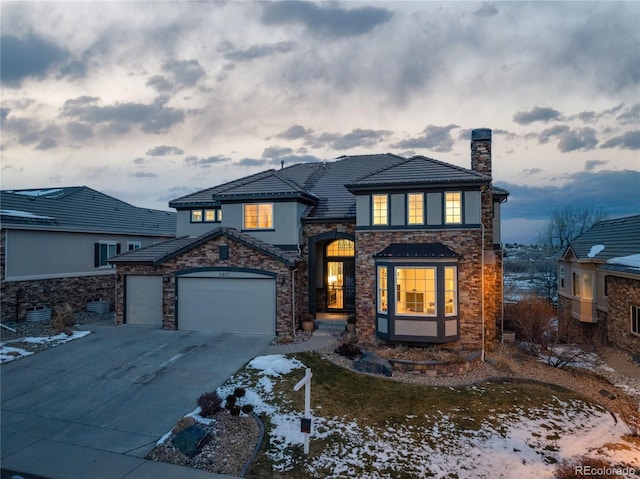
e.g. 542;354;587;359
169;152;506;221
109;227;299;266
373;243;462;258
1;186;176;236
567;214;640;262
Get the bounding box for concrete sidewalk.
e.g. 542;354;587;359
1;322;337;479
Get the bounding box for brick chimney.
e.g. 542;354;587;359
471;128;492;178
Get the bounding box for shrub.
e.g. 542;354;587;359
233;387;246;398
230;405;241;416
197;391;222;417
241;404;254;414
52;303;75;335
335;340;362;360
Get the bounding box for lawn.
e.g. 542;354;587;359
215;352;639;479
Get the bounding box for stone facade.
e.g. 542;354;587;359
114;234;298;334
606;275;640;354
1;230;115;321
355;229;501;351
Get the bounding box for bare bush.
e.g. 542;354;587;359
554;455;625;478
52;303;75;335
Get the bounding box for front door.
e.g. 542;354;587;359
326;259;355;311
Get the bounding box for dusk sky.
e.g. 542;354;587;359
1;1;638;244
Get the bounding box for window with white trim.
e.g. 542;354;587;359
632;305;640;336
445;192;462;224
243;203;273;229
372;194;388;225
408;193;424;225
127;241;141;251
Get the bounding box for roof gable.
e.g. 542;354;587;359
566;214;640;262
1;186;175;236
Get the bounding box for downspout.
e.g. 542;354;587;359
500;242;505;344
481;223;485;362
292;268;297;336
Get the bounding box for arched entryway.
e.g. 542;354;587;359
325;239;355;311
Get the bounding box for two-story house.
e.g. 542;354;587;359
557;215;640;354
111;129;508;351
1;187;176;321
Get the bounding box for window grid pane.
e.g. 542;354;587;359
408;193;424;225
445;192;461;224
204;209;216;222
395;267;436;316
191;209;203;222
378;266;388;313
372;195;388;225
444;266;457;316
327;239;355;257
244;204;258;229
258;204;273;228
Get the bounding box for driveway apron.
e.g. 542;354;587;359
1;322;271;479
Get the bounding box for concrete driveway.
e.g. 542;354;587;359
1;321;273;479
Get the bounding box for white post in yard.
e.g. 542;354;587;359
293;367;313;454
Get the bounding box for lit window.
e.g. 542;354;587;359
378;266;388;313
204;209;217;222
408;193;424;225
632;306;640;336
191;210;203;222
583;273;593;300
445;192;462;224
396;267;436;316
572;272;580;296
372;194;388;225
217;209;223;222
444;266;457;316
326;239;355;257
243;203;273;229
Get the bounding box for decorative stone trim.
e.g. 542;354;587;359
388;350;482;377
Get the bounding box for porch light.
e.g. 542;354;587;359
328;274;338;284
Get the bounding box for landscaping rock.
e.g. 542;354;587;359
172;424;209;457
354;351;393;377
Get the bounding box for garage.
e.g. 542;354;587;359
125;275;163;326
177;270;276;334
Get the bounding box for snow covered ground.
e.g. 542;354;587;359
216;354;640;479
0;330;91;363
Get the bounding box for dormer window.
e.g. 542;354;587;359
244;203;273;229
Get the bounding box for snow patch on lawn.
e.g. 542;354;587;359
0;330;91;364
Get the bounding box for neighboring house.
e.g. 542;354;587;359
557;215;640;354
111;129;508;351
1;187;176;321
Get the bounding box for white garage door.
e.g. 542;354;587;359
126;275;163;326
177;273;276;334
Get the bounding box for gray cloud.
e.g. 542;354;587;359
130;171;159;178
474;2;498;17
147;75;173;93
237;158;269;167
272;154;321;166
275;125;313;140
147;145;184;156
600;130;640;150
521;168;544;177
261;1;393;37
65;122;93;141
584;160;608;171
263;146;294;158
391;124;459;152
557;127;598;152
617;104;640;125
62;96;184;134
220;40;296;62
184;155;231;168
498;169;640;221
513;107;562;125
308;128;392;150
0;33;70;87
162;59;205;88
538;125;570;144
35;138;58;150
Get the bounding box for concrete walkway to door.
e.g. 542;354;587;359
1;321;273;479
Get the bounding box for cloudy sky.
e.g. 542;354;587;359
1;1;638;243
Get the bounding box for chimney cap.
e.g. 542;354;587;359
471;128;492;141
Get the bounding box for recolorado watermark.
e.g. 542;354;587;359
575;465;636;477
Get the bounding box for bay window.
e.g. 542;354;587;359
378;266;388;313
396;267;436;315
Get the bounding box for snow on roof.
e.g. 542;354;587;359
606;253;640;269
0;209;55;220
12;188;64;198
587;244;605;258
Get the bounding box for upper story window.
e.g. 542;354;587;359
244;203;273;229
95;241;120;267
560;265;565;288
326;239;355;257
192;208;221;223
445;192;462;224
582;273;593;300
407;193;424;225
372;194;388;225
191;209;203;222
127;241;141;251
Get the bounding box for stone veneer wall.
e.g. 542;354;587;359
606;275;640;354
1;229;115;321
355;229;501;351
114;234;296;334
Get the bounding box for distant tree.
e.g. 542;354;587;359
537;205;609;252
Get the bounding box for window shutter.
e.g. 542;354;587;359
116;243;122;255
94;243;100;267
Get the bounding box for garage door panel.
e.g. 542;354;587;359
177;277;275;334
126;276;163;326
